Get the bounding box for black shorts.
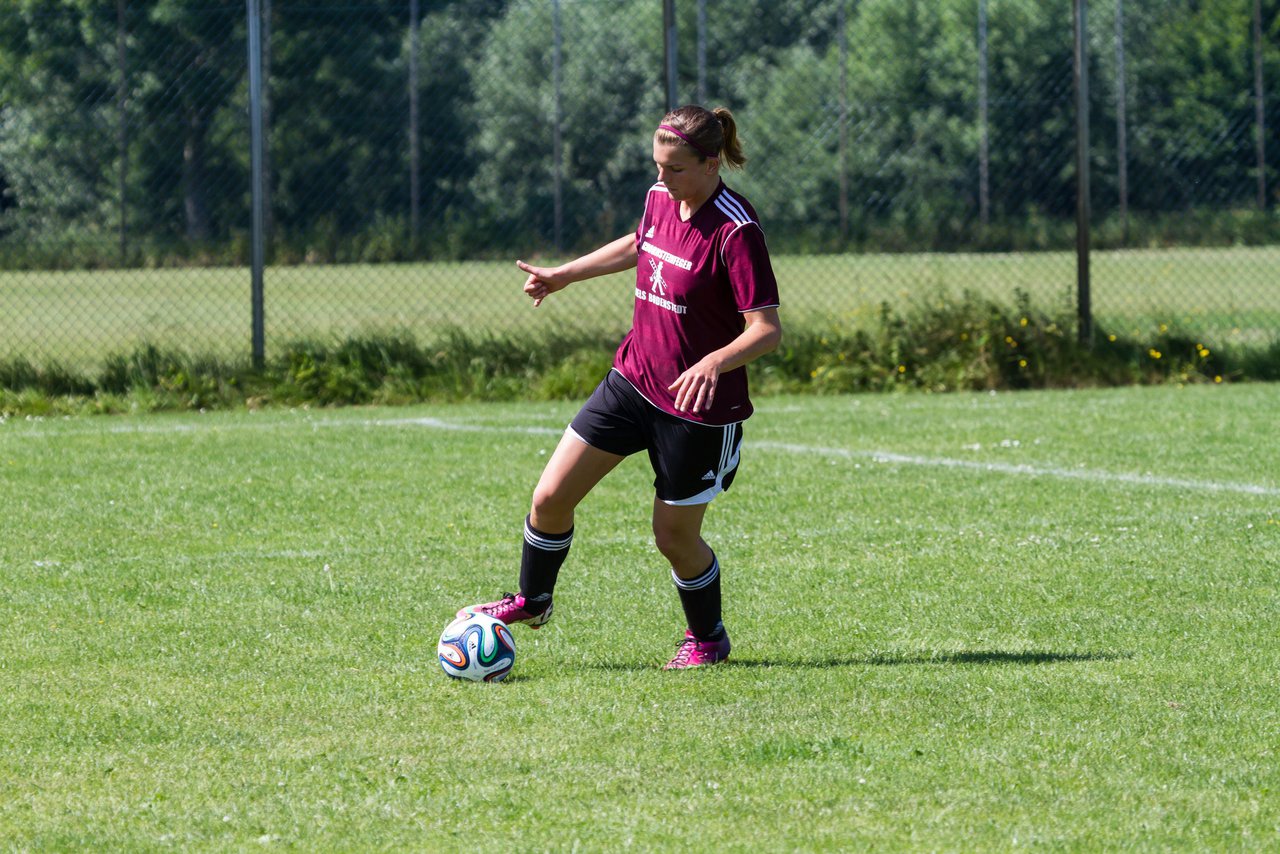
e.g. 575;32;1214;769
569;370;744;505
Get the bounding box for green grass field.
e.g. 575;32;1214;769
3;384;1279;849
3;247;1278;370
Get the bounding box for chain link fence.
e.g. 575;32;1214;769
1;0;1277;371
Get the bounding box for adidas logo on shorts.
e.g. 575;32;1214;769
700;469;716;481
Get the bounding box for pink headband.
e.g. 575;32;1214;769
657;124;718;160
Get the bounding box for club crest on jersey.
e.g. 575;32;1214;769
648;258;667;296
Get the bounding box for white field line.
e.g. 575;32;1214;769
752;440;1280;497
6;414;1278;497
358;416;561;435
1;414;563;438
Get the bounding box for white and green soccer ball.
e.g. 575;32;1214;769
437;611;516;682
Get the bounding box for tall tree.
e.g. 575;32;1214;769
469;0;662;251
132;2;246;243
0;0;120;258
1128;0;1260;210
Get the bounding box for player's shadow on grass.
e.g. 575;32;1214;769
728;650;1131;669
582;649;1130;672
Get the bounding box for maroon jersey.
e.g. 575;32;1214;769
613;180;780;425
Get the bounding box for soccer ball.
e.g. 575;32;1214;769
437;611;516;682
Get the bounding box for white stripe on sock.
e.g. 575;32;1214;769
524;521;573;551
671;558;719;591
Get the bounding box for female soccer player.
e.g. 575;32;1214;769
461;105;782;669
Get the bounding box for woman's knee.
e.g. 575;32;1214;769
652;517;696;561
530;482;576;529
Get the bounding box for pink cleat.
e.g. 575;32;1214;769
664;629;731;670
457;593;553;629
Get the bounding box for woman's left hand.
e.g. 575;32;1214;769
668;358;721;415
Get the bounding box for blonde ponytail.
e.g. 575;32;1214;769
712;107;747;170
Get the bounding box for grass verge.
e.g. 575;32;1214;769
2;386;1278;848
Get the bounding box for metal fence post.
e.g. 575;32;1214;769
1074;0;1092;347
552;0;564;252
1255;0;1268;210
838;0;849;245
1115;0;1128;242
117;0;128;265
262;0;273;254
696;0;707;105
663;0;678;110
247;0;266;369
409;0;420;254
978;0;990;229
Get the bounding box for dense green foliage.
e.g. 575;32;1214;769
3;290;1276;416
1;0;1277;268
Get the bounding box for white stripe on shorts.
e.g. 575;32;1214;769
664;427;741;507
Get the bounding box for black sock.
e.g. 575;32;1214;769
672;554;724;641
518;515;573;612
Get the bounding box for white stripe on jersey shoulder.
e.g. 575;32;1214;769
649;182;667;194
719;217;766;265
716;192;762;265
723;221;761;245
714;191;752;224
715;192;765;264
